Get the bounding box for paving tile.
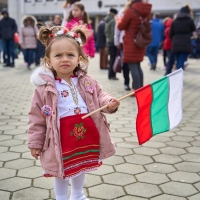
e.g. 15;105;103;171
12;187;49;200
0;168;16;180
181;127;199;131
10;144;29;152
5;159;34;170
145;163;176;174
133;147;160;156
3;129;26;135
190;141;200;147
160;182;198;197
102;155;125;165
153;154;182;164
117;197;146;200
110;132;131;138
176;131;198;137
0;139;23;147
125;154;154;165
165;141;191;148
116;141;139;149
88;184;125;199
168;171;200;184
125;182;162;198
18;166;42;178
115;147;133;156
186;146;200;154
150;135;172;142
194;182;200;191
172;136;194;142
160;147;186;155
0;125;16;131
136;172;169;184
115;163;145;175
0;177;31;191
181;153;200;163
175;162;200;173
188;193;200;200
84;174;102;187
0;152;20;161
103;172;136;186
14;134;27;140
111;137;124;143
0;191;10;200
0;134;12;141
124;136;139;143
22;151;35;160
0;146;8;153
142;141;166;148
34;177;54;189
88;165;114;175
150;194;186;200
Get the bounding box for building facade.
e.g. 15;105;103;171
7;0;200;31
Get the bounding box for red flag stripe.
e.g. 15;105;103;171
135;84;153;145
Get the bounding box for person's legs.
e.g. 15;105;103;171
27;49;35;67
8;39;15;66
146;46;154;67
123;62;130;90
128;62;143;90
4;40;10;65
70;173;87;200
153;47;159;69
163;50;167;67
177;52;188;70
108;45;117;79
165;51;175;75
54;177;69;200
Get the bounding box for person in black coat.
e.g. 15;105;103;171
97;17;108;69
169;5;195;70
0;9;17;67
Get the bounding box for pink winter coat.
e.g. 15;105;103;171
28;67;116;178
65;17;95;57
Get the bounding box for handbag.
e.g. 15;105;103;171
113;50;122;73
129;8;152;48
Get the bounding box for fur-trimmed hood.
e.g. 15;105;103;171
22;15;37;27
30;67;54;87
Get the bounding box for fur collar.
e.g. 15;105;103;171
30;67;54;87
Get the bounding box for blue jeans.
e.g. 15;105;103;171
24;49;36;67
146;46;159;67
174;52;188;70
3;39;15;64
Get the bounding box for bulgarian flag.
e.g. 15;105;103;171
135;69;183;145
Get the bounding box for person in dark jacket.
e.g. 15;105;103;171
169;5;195;70
105;8;118;80
97;18;108;70
0;9;17;67
146;13;164;70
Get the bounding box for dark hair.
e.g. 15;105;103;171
38;25;89;76
67;2;89;24
154;12;160;19
63;0;81;8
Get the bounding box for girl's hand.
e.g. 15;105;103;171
30;148;42;159
107;98;120;112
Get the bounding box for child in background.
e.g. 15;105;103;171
66;2;95;58
28;25;120;200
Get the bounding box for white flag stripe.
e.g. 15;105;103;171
167;69;183;129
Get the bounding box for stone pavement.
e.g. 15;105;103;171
0;53;200;200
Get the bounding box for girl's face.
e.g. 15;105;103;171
47;38;80;79
72;6;84;18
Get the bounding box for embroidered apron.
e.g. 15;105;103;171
60;114;102;179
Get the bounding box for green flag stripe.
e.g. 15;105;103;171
151;76;170;135
63;149;99;161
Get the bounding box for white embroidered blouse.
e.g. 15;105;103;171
55;76;88;118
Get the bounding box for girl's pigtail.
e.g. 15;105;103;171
39;26;52;46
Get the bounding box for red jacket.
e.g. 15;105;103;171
164;18;173;50
118;3;152;63
65;17;95;58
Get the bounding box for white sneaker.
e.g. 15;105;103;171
69;192;90;200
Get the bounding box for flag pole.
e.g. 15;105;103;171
81;91;135;119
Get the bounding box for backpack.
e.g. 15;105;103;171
129;8;152;48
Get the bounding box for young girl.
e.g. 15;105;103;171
65;2;95;58
28;25;120;200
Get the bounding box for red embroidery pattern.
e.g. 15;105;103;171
61;89;69;98
70;123;86;140
74;107;81;115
